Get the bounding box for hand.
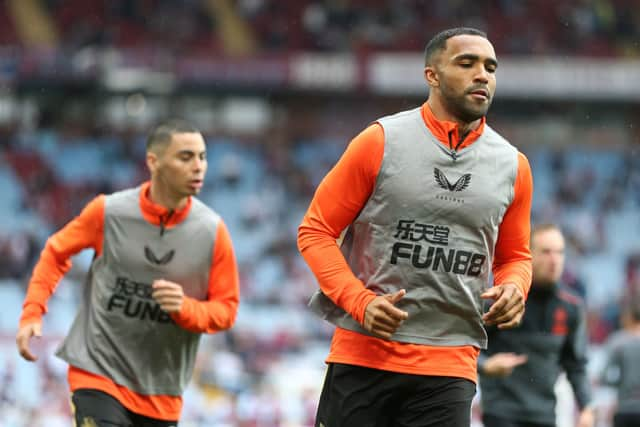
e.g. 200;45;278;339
481;283;525;329
16;321;42;362
363;289;409;340
481;352;527;377
577;407;595;427
152;280;185;313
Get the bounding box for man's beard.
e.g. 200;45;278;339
441;85;492;123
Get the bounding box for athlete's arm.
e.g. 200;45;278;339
482;152;533;328
297;124;384;324
17;195;105;360
20;195;105;325
170;220;240;333
561;301;592;411
492;152;533;296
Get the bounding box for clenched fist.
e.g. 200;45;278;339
16;321;42;362
152;279;185;313
363;289;409;340
481;283;525;329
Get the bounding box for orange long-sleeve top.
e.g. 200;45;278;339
19;181;240;421
298;102;533;383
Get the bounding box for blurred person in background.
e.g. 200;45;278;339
15;119;240;426
298;27;533;427
598;296;640;427
479;224;594;427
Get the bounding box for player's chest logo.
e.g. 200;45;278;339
434;167;472;192
144;246;175;265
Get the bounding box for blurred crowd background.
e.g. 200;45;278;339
0;0;638;426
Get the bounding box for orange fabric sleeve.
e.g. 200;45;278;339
492;152;533;298
20;195;105;327
171;219;240;333
297;124;384;324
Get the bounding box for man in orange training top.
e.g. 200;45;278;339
16;119;240;426
298;27;533;427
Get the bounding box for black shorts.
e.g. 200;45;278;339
315;363;476;427
71;389;179;427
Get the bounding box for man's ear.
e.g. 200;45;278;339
146;151;158;174
424;65;440;88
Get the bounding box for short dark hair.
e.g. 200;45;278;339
424;27;488;66
146;119;200;151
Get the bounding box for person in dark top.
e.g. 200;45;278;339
599;295;640;427
479;223;594;427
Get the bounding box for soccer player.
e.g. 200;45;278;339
16;119;240;426
479;224;594;427
298;27;533;427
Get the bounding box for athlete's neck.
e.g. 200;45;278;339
427;97;482;142
529;282;557;296
148;182;188;211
